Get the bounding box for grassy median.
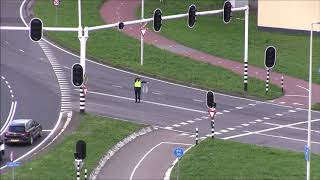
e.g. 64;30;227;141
0;113;144;179
143;0;320;84
312;103;320;111
170;139;320;180
33;0;282;100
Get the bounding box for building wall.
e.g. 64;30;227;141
258;0;320;32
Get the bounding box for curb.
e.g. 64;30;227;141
89;126;155;180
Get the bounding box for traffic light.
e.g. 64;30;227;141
223;1;232;24
206;91;216;108
75;140;86;160
118;22;124;30
264;46;277;68
188;4;197;28
29;18;43;42
153;9;162;32
72;63;84;87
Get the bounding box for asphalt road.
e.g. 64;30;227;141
1;0;320;178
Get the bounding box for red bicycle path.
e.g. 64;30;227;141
100;0;320;108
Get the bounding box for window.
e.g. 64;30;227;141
9;126;25;133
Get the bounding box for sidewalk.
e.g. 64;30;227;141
96;128;194;180
100;0;320;108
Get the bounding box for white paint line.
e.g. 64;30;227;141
249;121;256;124
264;122;320;133
293;102;304;106
189;135;196;137
275;114;283;116
5;81;9;84
285;95;308;98
296;85;309;92
19;49;24;52
164;127;173;130
227;128;235;131
179;122;188;125
1;76;5;80
8;85;11;89
214;132;221;135
241;124;249;126
111;85;122;88
172;124;181;127
279;102;286;104
10;90;13;93
255;119;263;122
152;91;162;95
223;119;320;140
86;90;206;114
202;117;209;119
263;117;270;120
194;118;202;121
42;130;53;132
216;112;223;115
193;99;204;102
187;120;195;123
289;110;296;113
180;133;189;136
11;95;14;98
220;130;228;133
244;131;320;145
223;110;230;113
235;107;243;109
248;104;256;106
63;66;71;70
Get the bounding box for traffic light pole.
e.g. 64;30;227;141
140;0;144;66
243;7;249;92
78;27;88;113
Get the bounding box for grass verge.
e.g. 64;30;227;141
143;0;320;84
170;139;320;180
1;113;144;179
33;0;282;100
312;103;320;111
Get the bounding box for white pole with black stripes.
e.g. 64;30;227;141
76;160;80;180
211;119;214;139
265;68;270;94
195;128;199;145
243;6;249;92
84;168;87;180
281;76;284;93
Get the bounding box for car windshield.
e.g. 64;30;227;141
8;126;25;133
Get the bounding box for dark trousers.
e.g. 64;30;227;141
134;87;141;102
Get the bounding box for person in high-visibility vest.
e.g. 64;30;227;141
134;77;147;103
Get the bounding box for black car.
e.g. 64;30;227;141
4;119;42;145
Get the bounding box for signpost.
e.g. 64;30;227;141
53;0;60;25
173;147;184;180
305;145;310;161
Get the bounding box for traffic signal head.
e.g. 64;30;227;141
29;18;43;42
75;140;86;160
72;63;84;87
223;1;232;24
188;4;197;28
206;91;215;108
118;22;124;30
153;9;162;32
265;46;277;68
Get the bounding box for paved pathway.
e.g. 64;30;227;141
100;0;320;108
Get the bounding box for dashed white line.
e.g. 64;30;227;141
5;81;9;84
288;110;296;113
293;102;304;106
241;124;249;126
235;107;243;109
194;118;202;121
220;130;229;133
275;114;283;116
255;119;263;122
1;76;5;80
193;99;204;102
19;49;24;52
263;117;270;120
11;95;14;98
151;92;162;95
227;128;235;131
179;122;188;125
248;104;256;106
249;121;256;124
279;102;286;104
164;127;173;130
112;85;122;88
216;112;223;115
172;124;181;127
187;120;195;123
223;110;230;113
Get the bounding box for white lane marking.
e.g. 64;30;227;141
0;101;16;134
86;90;206;114
227;128;235;131
248;104;256;106
202;117;209;119
172;124;181;127
130;142;192;180
193;99;204;102
264;122;320;133
63;66;71;70
189;135;196;137
111;85;122;88
279;102;286;104
235;107;243;109
11;95;14;98
151;92;162;95
164;127;173;130
19;49;24;52
216;112;223;115
263;117;270;120
5;81;9;84
249;121;256;124
42;129;53;132
255;119;263;122
241;124;249;126
194;118;202;121
8;85;11;89
1;76;5;80
285;95;308;98
220;130;228;133
275;114;283;116
9;90;12;93
243;131;320;145
187;120;195;123
180;133;189;136
223;119;320;140
293;102;304;106
296;85;309;92
214;132;222;135
179;122;188;125
223;110;230;113
288;110;297;113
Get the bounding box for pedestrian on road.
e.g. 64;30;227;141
134;77;147;103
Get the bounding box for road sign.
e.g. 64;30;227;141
6;161;21;167
208;108;216;120
173;147;184;158
53;0;60;6
141;28;147;36
305;145;310;161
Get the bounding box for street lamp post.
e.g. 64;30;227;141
140;0;144;66
306;21;320;180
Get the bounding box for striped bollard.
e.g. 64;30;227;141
281;76;284;92
211;119;215;139
84;168;87;180
244;62;248;92
76;161;80;180
80;87;85;113
265;68;270;94
195;128;198;145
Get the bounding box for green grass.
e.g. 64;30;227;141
312;103;320;111
0;113;144;179
171;139;320;180
32;0;283;100
142;0;320;84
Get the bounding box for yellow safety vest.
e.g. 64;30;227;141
134;80;142;88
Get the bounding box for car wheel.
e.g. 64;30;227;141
29;136;33;145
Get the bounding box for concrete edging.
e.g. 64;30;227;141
89;126;154;180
